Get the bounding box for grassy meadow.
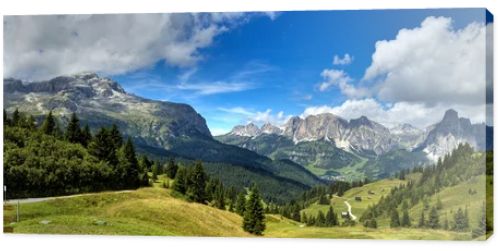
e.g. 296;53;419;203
3;173;488;240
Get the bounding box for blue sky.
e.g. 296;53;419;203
5;9;492;135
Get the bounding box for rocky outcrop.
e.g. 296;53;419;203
4;73;212;149
418;109;489;161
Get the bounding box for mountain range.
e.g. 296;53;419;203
3;73;322;202
220;109;490;156
216;104;492;180
3;73;493;184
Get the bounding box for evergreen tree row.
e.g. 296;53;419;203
169;160;265;235
301;206;340;227
359;144;490;236
4;109;149;198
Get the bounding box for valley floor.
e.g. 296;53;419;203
3;185;479;240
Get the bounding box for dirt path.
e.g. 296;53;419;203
343;200;357;220
332;195;357;220
5;190;133;205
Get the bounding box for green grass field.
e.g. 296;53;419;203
4;185;250;237
3;173;489;240
302;177;409;219
264;214;471;240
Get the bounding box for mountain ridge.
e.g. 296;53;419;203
4;73;324;202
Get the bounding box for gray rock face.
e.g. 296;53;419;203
229;123;262;137
418;109;488;161
224;109;489;164
227;113;398;155
390;123;425;150
261;122;282;135
280;113;399;154
3;73;212;149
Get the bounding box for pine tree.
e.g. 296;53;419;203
464;207;470;229
318;193;329;205
166;158;178;179
443;212;449;230
243;185;266;235
80;124;92;147
427;206;440;229
88;127;107;159
26;115;36;130
151;161;160;181
65;113;81;143
88;127;114;163
307;215;316;226
40;111;56;135
3;109;11;126
401;209;411;227
236;191;247;216
301;212;308;223
117;138;140;188
108;124;123;150
390;209;400;228
317;211;326;227
436;197;443;210
364;218;377;229
453;208;469;232
12;108;20;126
172;167;187;194
228;198;235;212
326;206;338;226
418;210;426;228
291;204;301;222
214;183;225;210
472;203;486;238
186;161;207;203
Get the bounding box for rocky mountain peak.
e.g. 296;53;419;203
4;72;127;98
261;122;282;135
4;73;212;148
419;109;487;161
349;115;372;127
229;123;262;137
442;109;459;122
390;123;423;135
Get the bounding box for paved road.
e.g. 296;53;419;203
5;190;133;205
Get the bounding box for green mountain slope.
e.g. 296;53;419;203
5;188;251;237
360;145;493;239
215;134;362;178
216;133;430;181
134;137;323;204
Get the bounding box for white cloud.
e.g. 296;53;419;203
318;69;351;91
333;54;353;65
4;13;270;80
176;81;253;95
301;99;487;129
364;16;489;106
318;69;369;98
218;107;254;116
308;17;491;128
218;107;292;126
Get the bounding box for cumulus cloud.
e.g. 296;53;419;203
318;69;369;98
4;13;268;80
364;16;489;106
309;17;491;128
333;53;353;65
301;98;488;129
218;107;292;126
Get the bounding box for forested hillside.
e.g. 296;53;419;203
360;144;493;238
3;109;149;198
